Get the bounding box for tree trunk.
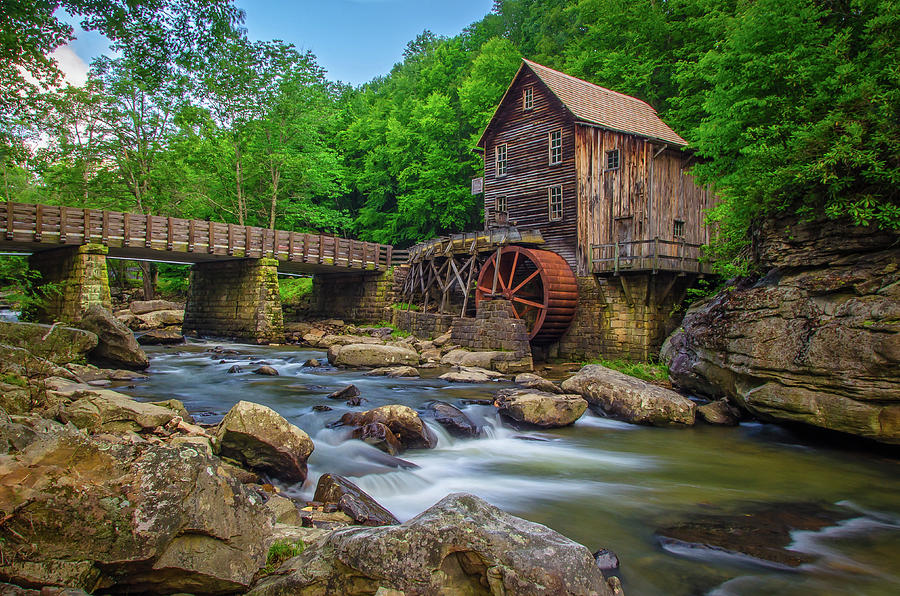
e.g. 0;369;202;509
140;261;157;300
234;141;245;226
268;163;280;230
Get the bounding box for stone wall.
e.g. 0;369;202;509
555;274;687;361
296;269;396;324
390;309;454;339
28;244;112;323
183;258;284;343
451;299;531;358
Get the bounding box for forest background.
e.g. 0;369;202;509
2;0;898;288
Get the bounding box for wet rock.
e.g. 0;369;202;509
365;365;420;378
312;405;333;412
0;424;272;593
247;493;612;596
227;364;243;374
134;309;184;329
656;502;853;567
440;348;533;374
215;400;314;483
77;305;149;370
303;358;321;367
253;365;279;376
351;422;402;455
313;473;400;526
327;384;360;400
137;329;184;345
439;369;492;383
316;334;384;349
494;389;588;428
662;217;900;443
266;494;303;525
593;548;620;574
129;299;182;315
60;388;178;433
0;321;98;365
562;364;695;426
328;343;419;368
150;399;194;423
341;405;437;451
697;399;742;426
515;372;564;393
419;401;480;438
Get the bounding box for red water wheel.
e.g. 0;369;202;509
474;246;578;344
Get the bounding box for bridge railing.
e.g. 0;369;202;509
2;201;392;271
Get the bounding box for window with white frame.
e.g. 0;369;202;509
548;185;563;221
673;219;685;237
496;195;508;213
549;129;562;165
523;86;534;110
606;149;620;171
495;144;508;177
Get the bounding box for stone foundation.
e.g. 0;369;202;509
555;274;688;361
451;299;531;359
299;269;397;323
390;309;454;339
28;243;112;323
183;258;284;343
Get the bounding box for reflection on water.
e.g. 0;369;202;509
123;341;900;596
0;308;18;322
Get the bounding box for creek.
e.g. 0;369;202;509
122;341;900;596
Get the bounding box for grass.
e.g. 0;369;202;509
391;302;420;311
279;277;313;304
263;539;305;574
0;372;27;387
585;359;669;383
373;321;411;339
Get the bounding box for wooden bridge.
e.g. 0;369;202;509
0;201;394;273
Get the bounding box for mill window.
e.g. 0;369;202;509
548;185;563;221
496;195;508;213
673;219;685;237
606;149;620;171
495;144;508;177
523;86;534;111
549;129;562;165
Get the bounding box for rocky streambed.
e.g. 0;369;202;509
2;314;900;595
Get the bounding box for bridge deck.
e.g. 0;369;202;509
1;202;392;274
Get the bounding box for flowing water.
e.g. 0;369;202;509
122;341;900;595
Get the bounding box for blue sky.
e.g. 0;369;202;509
60;0;495;86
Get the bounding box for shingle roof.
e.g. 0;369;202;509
478;60;687;147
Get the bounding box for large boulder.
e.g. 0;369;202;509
129;299;182;315
77;305;149;370
441;348;533;373
60;388;179;433
419;400;481;438
134;309;184;330
215;401;314;483
341;405;437;451
662;217;900;443
137;329;184;345
315;334;384;349
494;389;588;428
313;473;399;526
515;372;564;393
328;343;419;368
0;418;272;593
247;493;614;596
561;364;696;426
0;320;97;365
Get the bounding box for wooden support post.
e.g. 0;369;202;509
653;236;659;273
460;255;476;317
227;224;235;256
318;235;324;264
386;245;393;270
273;230;279;259
83;209;91;242
490;246;501;296
5;202;12;240
166;217;174;250
144;214;152;248
123;213;131;247
302;234;309;263
34;204;43;241
288;232;296;261
188;220;195;252
208;221;215;253
102;210;109;246
614;241;619;275
245;226;253;257
59;206;67;243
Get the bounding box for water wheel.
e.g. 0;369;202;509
474;246;577;344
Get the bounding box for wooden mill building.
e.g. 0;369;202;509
475;59;714;277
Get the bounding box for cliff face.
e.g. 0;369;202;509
662;217;899;443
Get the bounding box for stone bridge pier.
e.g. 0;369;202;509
28;243;112;323
183;258;284;344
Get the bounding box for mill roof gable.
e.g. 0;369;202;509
476;59;687;148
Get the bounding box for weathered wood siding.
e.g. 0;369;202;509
483;68;578;269
575;125;714;273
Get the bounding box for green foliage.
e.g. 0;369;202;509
372;321;412;339
155;263;190;298
0;256;59;319
279;277;313;304
0;373;27;388
264;539;305;573
585;358;669;383
391;302;420;312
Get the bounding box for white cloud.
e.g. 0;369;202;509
51;45;89;87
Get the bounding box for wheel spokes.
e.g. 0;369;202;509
512;296;546;309
510;269;540;294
